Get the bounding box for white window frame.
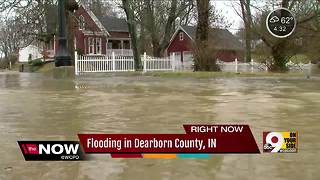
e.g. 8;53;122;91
79;15;85;30
96;38;102;54
179;32;184;41
88;37;95;54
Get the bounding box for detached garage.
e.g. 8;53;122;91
167;26;244;69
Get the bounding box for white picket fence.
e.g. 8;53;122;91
75;52;313;75
75;52;176;75
217;59;268;73
142;52;175;72
217;59;313;73
75;51;135;75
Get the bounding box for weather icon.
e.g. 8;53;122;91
269;16;280;23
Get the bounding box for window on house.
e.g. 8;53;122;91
96;38;102;54
79;15;85;30
179;32;184;41
88;37;95;54
107;41;113;49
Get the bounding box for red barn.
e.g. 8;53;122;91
74;4;132;56
167;26;244;63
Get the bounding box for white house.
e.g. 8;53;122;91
18;45;43;63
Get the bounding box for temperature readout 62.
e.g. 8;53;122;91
269;16;294;25
266;8;296;38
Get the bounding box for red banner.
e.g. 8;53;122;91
78;125;260;154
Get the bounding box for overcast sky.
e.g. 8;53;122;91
106;0;277;33
213;0;243;32
213;0;279;33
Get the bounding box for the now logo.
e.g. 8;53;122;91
18;141;87;161
39;144;79;155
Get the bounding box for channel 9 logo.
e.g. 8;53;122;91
263;132;298;153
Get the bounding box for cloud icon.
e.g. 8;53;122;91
269;16;280;23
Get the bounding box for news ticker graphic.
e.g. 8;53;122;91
263;132;298;153
78;125;260;157
17;125;298;160
17;141;88;161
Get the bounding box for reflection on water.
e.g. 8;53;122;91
0;72;320;180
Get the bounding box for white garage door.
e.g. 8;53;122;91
183;51;193;70
170;52;183;70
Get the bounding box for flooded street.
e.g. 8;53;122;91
0;72;320;180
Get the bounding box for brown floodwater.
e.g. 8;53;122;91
0;72;319;180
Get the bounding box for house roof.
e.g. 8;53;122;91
180;26;244;51
80;3;110;36
79;3;129;37
97;16;129;32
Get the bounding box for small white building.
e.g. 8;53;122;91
18;45;43;63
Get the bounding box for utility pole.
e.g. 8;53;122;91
55;0;72;67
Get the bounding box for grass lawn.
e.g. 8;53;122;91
144;71;307;78
36;62;55;73
34;62;308;78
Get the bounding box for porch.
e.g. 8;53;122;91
106;49;133;56
107;39;133;56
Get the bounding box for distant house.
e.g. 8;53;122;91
167;26;244;63
18;45;43;63
74;4;132;56
38;3;132;59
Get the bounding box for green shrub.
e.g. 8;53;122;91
30;58;44;67
75;48;84;56
289;54;309;64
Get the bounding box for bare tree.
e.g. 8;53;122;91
122;0;141;70
142;0;193;57
116;0;194;57
196;0;209;42
65;0;79;65
0;2;44;62
193;0;219;71
0;0;79;63
80;0;118;18
240;0;252;63
0;16;35;67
